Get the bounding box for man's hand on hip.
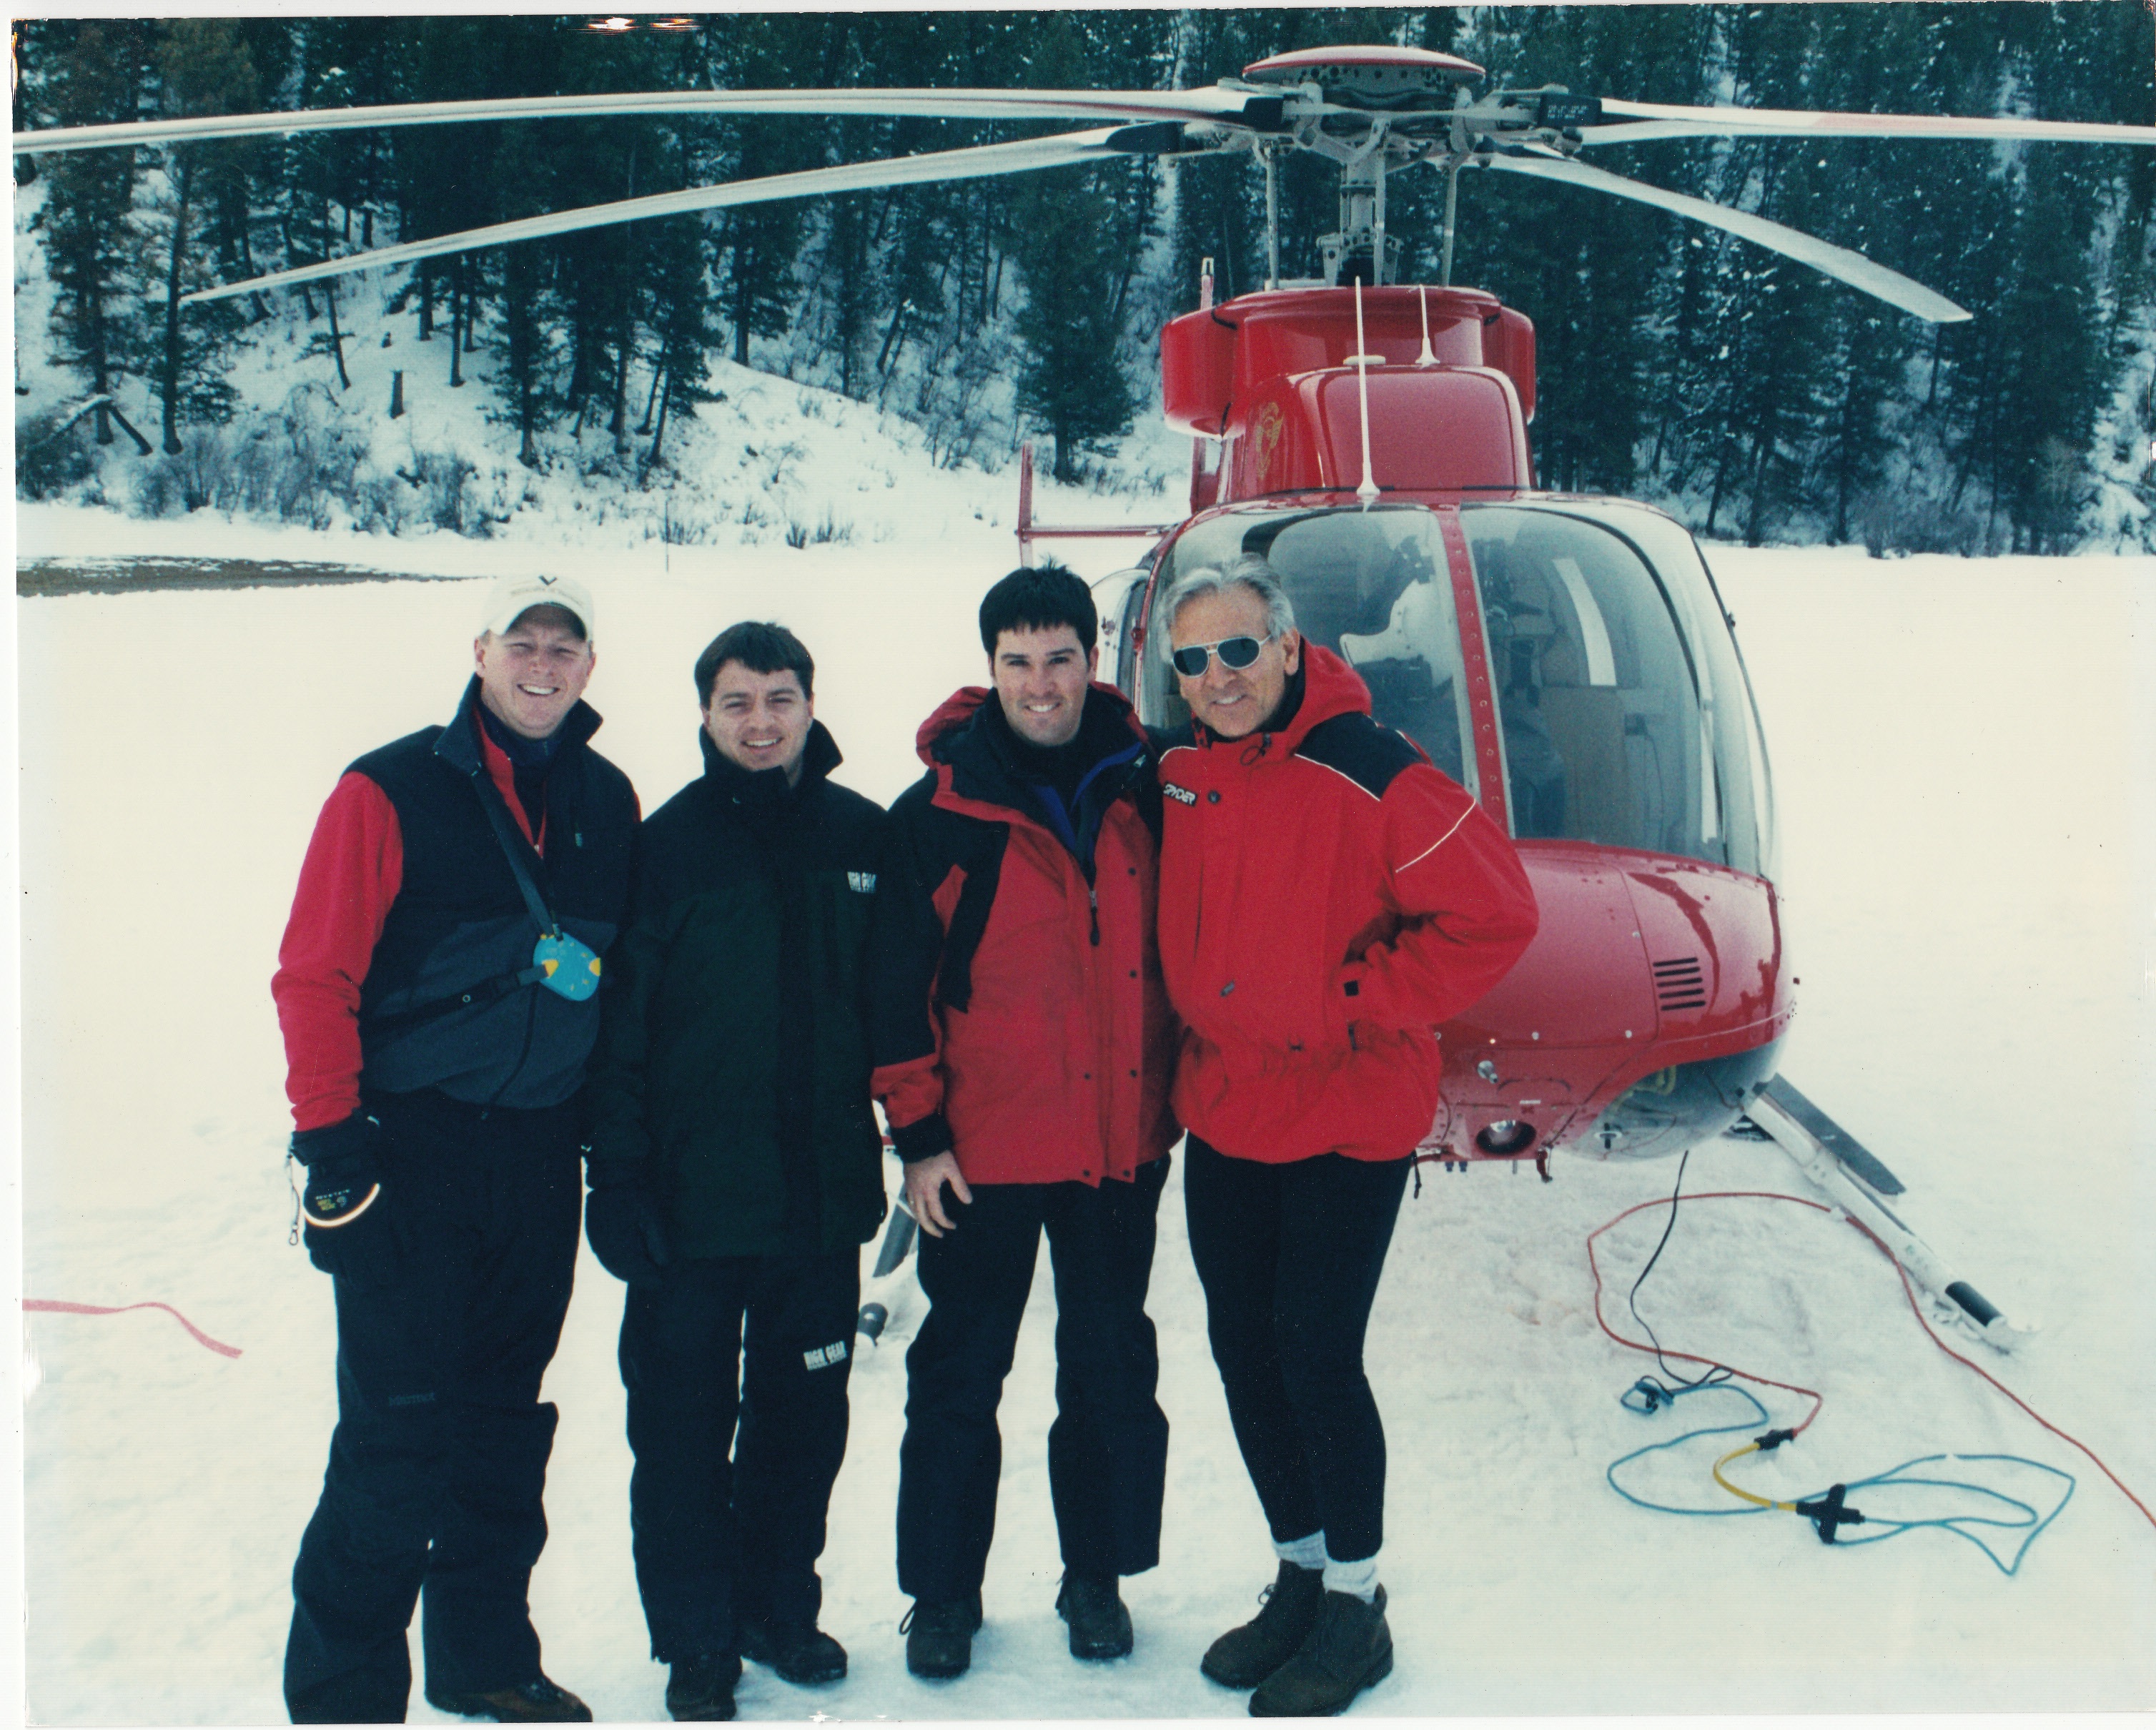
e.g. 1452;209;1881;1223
904;1151;972;1237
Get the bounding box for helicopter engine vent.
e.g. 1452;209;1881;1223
1651;957;1708;1012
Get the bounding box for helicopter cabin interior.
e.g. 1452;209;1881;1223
1125;500;1773;885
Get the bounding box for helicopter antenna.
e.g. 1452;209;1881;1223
1262;143;1281;290
1440;157;1463;285
1349;279;1381;508
1417;283;1438;365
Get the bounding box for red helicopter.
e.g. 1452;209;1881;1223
20;41;2156;1335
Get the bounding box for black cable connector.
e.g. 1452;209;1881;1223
1754;1428;1797;1451
1792;1483;1866;1543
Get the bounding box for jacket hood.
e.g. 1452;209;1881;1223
916;686;992;766
915;680;1143;768
1191;643;1370;757
698;716;843;801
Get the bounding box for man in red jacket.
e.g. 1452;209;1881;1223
872;565;1180;1681
1155;555;1538;1718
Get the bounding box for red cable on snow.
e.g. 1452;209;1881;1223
23;1298;243;1359
1587;1188;1829;1432
1586;1189;2156;1535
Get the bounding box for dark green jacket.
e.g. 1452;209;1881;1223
585;721;889;1258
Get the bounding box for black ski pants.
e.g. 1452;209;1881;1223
897;1156;1170;1603
618;1248;860;1664
1182;1135;1410;1566
284;1088;583;1724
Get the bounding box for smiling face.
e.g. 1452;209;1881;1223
473;608;595;741
1170;585;1300;741
992;624;1096;748
703;661;814;783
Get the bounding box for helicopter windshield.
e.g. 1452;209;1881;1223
1460;503;1770;877
1147;505;1476;789
1144;500;1773;879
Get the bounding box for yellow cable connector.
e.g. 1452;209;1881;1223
1713;1442;1798;1511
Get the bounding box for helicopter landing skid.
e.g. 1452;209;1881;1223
1744;1076;2019;1353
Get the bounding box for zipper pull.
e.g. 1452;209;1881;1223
1089;886;1100;946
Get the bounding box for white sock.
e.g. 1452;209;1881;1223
1322;1551;1379;1603
1274;1531;1327;1572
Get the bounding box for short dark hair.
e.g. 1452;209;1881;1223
695;621;814;706
978;562;1097;658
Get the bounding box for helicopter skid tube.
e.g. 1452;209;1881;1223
1746;1082;2014;1352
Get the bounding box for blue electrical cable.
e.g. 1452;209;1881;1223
1607;1379;1774;1518
1822;1454;2075;1576
1607;1379;2077;1574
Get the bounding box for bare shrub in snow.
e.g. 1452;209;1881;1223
783;508;852;549
14;412;97;500
396;450;477;533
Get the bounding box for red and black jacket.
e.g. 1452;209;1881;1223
273;678;638;1131
1157;645;1538;1162
871;683;1180;1187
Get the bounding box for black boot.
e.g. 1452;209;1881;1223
1247;1586;1392;1718
1200;1561;1325;1689
1055;1573;1134;1661
663;1651;741;1722
740;1616;849;1685
424;1674;595;1723
903;1593;983;1679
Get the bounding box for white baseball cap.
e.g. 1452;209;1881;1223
479;573;595;641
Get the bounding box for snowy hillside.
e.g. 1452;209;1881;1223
14;169;1187;563
14;420;2156;1726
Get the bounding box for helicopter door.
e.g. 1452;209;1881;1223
1092;566;1153;694
1457;503;1769;876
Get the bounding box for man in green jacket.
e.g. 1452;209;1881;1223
583;621;889;1723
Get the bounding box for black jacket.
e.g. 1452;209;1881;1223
585;721;891;1258
352;678;637;1109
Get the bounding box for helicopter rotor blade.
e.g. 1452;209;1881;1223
182;127;1132;306
1580;102;2156;149
1480;153;1972;324
14;85;1275;157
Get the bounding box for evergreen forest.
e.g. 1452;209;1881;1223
14;6;2156;553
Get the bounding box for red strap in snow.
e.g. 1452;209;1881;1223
24;1298;242;1358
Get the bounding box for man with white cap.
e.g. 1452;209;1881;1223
272;573;638;1724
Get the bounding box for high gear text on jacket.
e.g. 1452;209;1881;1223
1156;644;1538;1162
871;683;1180;1187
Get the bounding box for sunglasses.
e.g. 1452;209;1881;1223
1170;632;1276;678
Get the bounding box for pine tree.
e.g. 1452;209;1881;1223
148;19;257;452
36;19;149;450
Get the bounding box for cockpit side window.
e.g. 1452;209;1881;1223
1146;506;1474;792
1460;505;1764;874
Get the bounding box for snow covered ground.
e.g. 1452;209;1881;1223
14;458;2156;1724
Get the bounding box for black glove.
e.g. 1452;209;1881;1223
292;1112;400;1285
585;1169;671;1286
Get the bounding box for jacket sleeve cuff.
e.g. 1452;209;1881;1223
890;1112;955;1164
290;1112;377;1168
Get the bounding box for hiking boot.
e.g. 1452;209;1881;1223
424;1674;594;1723
1200;1561;1325;1689
1055;1572;1134;1661
1247;1586;1393;1718
740;1616;849;1685
663;1651;741;1722
902;1593;983;1679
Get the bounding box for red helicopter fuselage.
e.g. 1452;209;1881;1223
1089;285;1794;1166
